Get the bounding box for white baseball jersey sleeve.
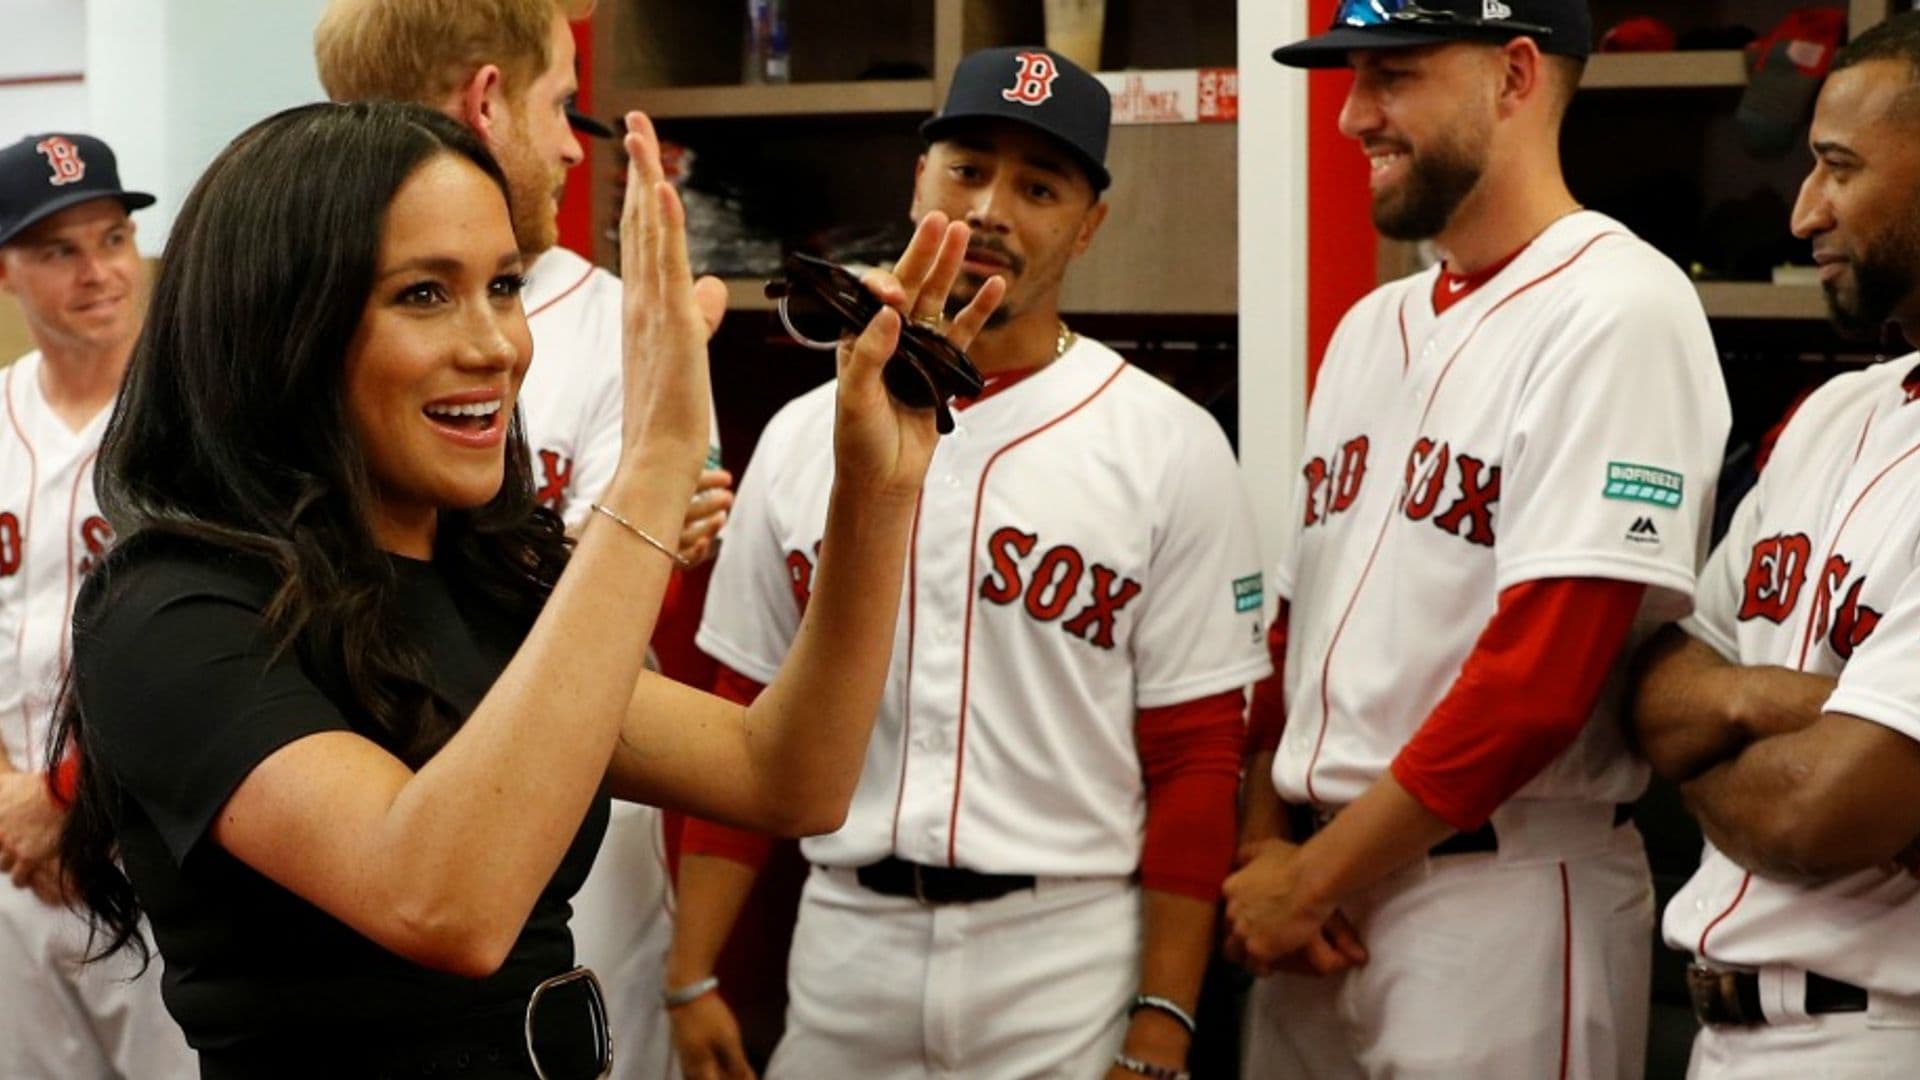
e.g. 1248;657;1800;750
1273;211;1731;809
0;351;113;771
1667;355;1920;994
699;337;1271;875
519;246;627;529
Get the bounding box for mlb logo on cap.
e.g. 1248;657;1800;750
0;132;154;248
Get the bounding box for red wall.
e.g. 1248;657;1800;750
1304;0;1376;391
558;18;596;257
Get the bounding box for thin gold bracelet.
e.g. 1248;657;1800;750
588;502;692;570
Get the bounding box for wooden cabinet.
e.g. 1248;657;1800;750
589;0;1239;316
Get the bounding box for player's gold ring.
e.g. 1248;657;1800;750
911;312;944;332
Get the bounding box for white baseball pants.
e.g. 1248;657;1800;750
1243;805;1653;1079
767;866;1140;1080
0;881;194;1078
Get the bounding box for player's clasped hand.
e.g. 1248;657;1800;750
1223;838;1370;977
668;991;757;1080
833;211;1006;502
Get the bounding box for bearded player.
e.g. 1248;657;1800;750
1231;3;1730;1076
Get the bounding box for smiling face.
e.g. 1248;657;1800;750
911;120;1108;329
1793;58;1920;341
1340;44;1498;241
0;199;143;359
489;9;585;255
344;152;532;557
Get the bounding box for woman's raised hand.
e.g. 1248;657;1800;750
834;213;1006;501
618;111;726;470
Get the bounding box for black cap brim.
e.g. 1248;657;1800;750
920;114;1113;193
567;108;615;140
0;188;155;249
1272;24;1520;68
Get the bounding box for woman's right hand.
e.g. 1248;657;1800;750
833;213;1006;502
618;111;725;474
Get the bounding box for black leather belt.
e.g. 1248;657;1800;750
853;856;1036;905
1290;804;1631;857
1686;964;1870;1027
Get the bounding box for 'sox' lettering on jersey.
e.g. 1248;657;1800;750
979;525;1141;650
1401;438;1500;547
1302;435;1368;527
1808;554;1884;660
535;449;574;514
77;515;113;576
1737;533;1811;623
35;136;86;186
0;511;20;576
1001;51;1060;106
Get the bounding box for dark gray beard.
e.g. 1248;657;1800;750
1828;246;1920;342
1373;148;1486;242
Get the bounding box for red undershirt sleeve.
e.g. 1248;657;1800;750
1246;601;1290;757
46;750;80;810
1137;689;1247;900
1390;577;1646;833
679;664;779;870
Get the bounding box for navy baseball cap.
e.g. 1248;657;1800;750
0;133;153;248
922;46;1112;192
1273;0;1593;69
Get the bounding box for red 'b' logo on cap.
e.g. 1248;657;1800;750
1002;52;1060;107
35;137;86;187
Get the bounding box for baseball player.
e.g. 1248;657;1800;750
1631;14;1920;1075
0;133;194;1078
314;4;732;1077
1231;3;1730;1077
666;47;1269;1080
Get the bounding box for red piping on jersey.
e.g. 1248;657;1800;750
525;262;595;320
1698;409;1920;959
947;360;1128;867
1697;871;1751;960
890;490;927;851
59;448;99;673
1302;231;1623;805
1558;862;1573;1080
4;365;41;741
1396;298;1411;375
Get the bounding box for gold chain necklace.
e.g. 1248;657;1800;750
1055;320;1077;360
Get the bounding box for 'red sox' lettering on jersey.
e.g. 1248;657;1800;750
1737;533;1812;623
979;526;1142;650
1301;435;1369;528
1400;437;1501;546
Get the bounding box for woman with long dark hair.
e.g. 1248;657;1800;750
49;100;999;1078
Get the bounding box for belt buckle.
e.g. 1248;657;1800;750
1686;963;1761;1027
525;966;613;1079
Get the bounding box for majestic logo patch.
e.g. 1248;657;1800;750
1625;516;1660;546
1002;52;1061;106
1603;462;1683;508
1233;574;1263;613
35;136;86;186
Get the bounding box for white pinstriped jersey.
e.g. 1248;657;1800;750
698;337;1271;875
519;245;627;529
0;352;113;771
1669;355;1920;994
1272;211;1730;810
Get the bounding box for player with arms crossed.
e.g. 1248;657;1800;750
1632;12;1920;1075
314;4;733;1074
667;47;1269;1080
1231;2;1730;1076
